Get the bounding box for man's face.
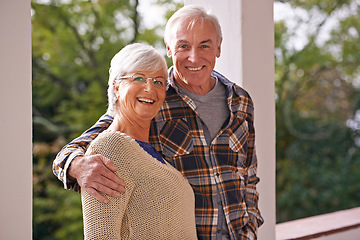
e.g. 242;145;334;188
166;19;221;94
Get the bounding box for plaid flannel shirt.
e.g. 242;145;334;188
53;69;263;239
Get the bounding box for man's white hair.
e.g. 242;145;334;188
164;5;223;46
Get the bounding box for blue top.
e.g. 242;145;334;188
135;139;166;164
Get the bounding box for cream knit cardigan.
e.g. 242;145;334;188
81;130;197;239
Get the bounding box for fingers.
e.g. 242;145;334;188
98;172;126;196
100;155;126;187
101;154;118;172
82;178;125;204
70;154;126;203
91;178;126;201
83;186;110;204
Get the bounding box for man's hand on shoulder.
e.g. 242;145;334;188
68;154;126;203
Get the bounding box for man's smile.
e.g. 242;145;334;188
186;66;204;71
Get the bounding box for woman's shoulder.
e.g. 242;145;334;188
93;129;132;146
86;130;141;167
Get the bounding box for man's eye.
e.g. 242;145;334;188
201;45;210;49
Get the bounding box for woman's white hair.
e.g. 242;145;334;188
164;5;222;46
107;43;168;115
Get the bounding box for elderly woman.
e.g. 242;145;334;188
81;43;197;239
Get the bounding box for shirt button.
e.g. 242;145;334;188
216;172;220;177
217;230;221;233
219;201;223;206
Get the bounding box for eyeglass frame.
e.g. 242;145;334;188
115;73;168;89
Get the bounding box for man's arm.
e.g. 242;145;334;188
52;113;125;203
234;86;264;237
243;116;264;237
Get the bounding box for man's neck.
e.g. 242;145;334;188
174;77;216;95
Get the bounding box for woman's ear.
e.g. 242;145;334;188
113;80;120;98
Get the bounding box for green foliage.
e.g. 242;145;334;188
33;149;83;240
275;0;360;222
288;0;353;13
32;0;181;239
33;0;132;140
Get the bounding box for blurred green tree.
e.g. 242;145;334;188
275;0;360;222
32;0;182;239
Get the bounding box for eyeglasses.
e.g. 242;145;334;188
116;73;167;89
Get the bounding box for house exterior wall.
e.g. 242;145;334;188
0;0;33;239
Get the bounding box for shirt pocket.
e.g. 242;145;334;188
228;117;250;166
158;118;194;158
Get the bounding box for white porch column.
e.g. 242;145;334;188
184;1;276;239
0;0;32;239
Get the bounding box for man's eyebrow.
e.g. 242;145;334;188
200;39;213;44
175;39;213;44
175;39;189;44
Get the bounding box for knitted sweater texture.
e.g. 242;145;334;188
81;130;197;239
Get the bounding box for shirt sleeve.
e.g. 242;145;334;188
244;100;264;233
52;113;114;192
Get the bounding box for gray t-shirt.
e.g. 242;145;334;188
178;78;230;143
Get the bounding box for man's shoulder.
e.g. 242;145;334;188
212;70;252;100
212;70;255;118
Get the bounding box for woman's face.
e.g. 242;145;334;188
114;69;167;122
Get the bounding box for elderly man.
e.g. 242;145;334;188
53;5;263;240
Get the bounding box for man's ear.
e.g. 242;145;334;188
216;38;222;58
165;41;172;58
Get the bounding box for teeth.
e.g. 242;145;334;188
187;66;203;71
138;97;154;104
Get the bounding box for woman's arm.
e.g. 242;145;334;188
81;134;135;239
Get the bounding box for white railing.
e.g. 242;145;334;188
276;207;360;240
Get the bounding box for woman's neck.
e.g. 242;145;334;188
109;114;150;142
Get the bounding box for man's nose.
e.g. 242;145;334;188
188;47;199;62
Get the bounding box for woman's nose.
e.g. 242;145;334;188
143;78;155;91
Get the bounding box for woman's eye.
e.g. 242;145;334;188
133;77;145;82
153;80;164;86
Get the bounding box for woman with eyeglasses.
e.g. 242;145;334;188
81;43;197;239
